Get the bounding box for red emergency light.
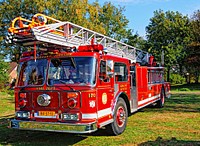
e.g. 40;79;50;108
78;44;103;52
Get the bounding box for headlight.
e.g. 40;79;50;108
37;94;51;106
16;111;30;118
62;113;79;121
67;98;77;108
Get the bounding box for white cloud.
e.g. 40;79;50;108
103;0;171;5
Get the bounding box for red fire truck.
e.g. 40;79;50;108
7;13;170;135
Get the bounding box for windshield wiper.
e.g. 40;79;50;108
70;57;76;69
59;80;75;91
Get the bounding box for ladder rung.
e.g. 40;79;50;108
8;14;150;64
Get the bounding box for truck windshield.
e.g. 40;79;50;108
18;59;47;86
47;57;97;86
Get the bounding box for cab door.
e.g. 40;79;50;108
97;60;114;127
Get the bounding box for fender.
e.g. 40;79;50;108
111;91;130;116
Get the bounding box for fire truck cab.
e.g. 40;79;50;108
7;14;170;135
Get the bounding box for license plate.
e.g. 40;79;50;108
39;111;55;116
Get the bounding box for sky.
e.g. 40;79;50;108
89;0;200;37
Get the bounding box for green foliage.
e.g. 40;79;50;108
124;30;148;51
184;10;200;83
170;73;185;84
0;0;140;62
0;56;9;88
146;10;191;81
99;2;129;40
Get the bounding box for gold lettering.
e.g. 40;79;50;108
37;87;44;90
46;87;55;90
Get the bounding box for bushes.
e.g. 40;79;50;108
179;88;191;91
170;73;186;84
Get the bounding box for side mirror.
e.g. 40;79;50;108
107;71;114;78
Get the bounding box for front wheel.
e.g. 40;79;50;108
107;97;128;135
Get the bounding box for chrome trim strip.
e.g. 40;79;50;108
138;94;160;105
10;119;97;134
82;113;97;119
99;119;114;128
138;98;160;110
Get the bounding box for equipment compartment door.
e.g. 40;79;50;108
136;66;148;107
130;66;138;112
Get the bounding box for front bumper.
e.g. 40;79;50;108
9;119;97;134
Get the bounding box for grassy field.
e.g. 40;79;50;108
0;84;200;145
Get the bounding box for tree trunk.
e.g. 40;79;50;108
179;64;183;76
195;72;199;83
189;74;191;84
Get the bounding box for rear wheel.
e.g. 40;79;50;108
107;97;128;135
156;88;165;108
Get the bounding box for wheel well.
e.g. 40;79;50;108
119;93;131;116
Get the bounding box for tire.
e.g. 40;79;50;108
156;88;165;108
107;97;128;135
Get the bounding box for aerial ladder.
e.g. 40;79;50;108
7;13;149;64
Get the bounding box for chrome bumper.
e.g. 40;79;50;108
10;119;97;134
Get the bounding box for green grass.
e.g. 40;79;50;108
0;91;14;117
0;88;200;145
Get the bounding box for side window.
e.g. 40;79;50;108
114;62;128;82
99;61;109;82
148;69;164;84
130;66;136;86
148;70;151;84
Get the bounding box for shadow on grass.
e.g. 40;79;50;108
139;137;200;146
0;115;112;145
143;93;200;113
164;93;200;112
171;83;200;91
0;116;86;146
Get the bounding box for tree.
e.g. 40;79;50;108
146;10;191;81
85;1;106;34
185;10;200;83
124;29;148;51
99;2;129;40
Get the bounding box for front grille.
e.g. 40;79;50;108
32;91;60;110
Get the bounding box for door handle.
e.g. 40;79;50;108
109;89;113;92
